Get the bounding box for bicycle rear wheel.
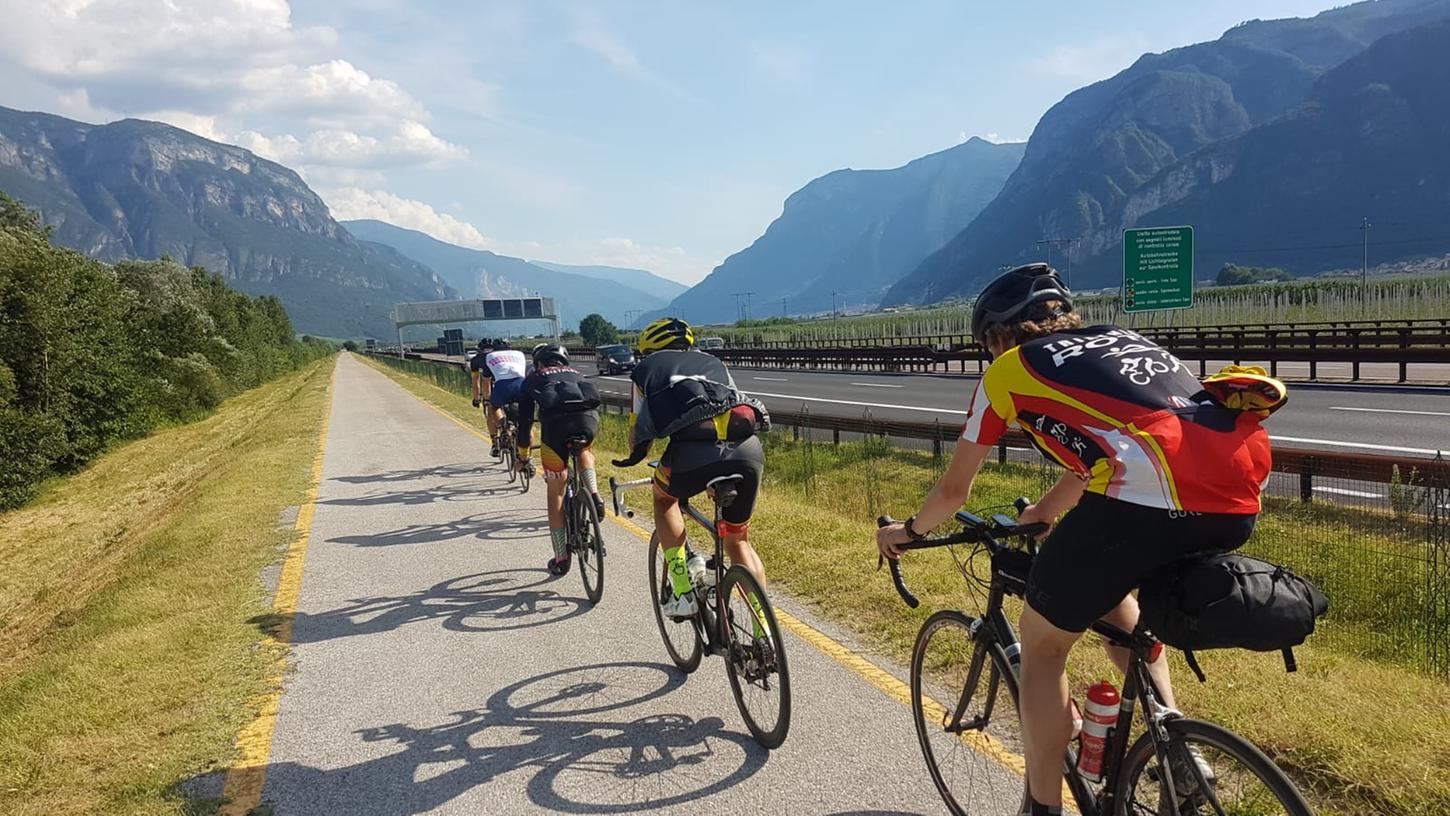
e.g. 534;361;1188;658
647;533;702;673
911;610;1031;816
575;482;605;604
720;565;790;749
501;432;517;483
1115;717;1311;816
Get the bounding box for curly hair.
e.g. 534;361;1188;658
983;299;1083;350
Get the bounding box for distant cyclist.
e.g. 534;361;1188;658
471;337;527;457
876;263;1280;816
516;343;605;575
614;317;769;618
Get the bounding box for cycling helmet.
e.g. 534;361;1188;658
477;338;492;350
970;263;1074;345
532;343;569;368
494;337;511;349
637;317;694;353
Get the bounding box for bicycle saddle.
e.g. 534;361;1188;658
705;474;745;508
566;434;591;449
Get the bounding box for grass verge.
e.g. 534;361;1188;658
364;356;1450;816
0;358;335;815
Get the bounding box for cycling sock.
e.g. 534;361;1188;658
1029;800;1061;815
747;591;766;639
663;543;692;596
580;466;599;498
550;527;567;560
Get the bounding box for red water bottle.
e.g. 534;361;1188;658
1076;680;1120;782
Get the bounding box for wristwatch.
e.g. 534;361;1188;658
904;515;928;541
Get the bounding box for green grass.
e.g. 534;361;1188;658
0;359;334;815
368;355;1450;815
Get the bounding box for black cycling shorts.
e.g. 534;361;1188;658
1026;492;1257;633
653;435;764;527
538;412;599;475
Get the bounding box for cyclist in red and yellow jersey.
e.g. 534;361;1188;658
877;263;1280;816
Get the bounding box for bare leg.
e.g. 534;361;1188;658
545;474;565;529
486;406;501;440
723;532;765;588
1019;603;1082;809
1099;594;1176;709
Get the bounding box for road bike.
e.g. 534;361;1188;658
496;403;532;492
562;437;605;605
611;468;791;749
880;500;1311;816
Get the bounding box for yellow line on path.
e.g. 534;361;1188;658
219;361;337;816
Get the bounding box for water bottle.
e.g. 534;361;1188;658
686;553;707;589
1076;680;1120;783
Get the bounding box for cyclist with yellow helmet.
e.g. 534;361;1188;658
614;317;770;618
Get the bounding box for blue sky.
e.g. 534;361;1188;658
1;0;1335;283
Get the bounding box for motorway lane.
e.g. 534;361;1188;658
580;363;1450;458
259;354;1017;815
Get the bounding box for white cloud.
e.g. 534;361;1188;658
0;1;461;175
323;188;494;250
1028;35;1150;82
964;131;1027;145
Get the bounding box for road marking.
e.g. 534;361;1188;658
1329;406;1450;417
851;382;905;389
753;376;790;382
1268;435;1444;457
220;360;338;816
748;390;969;415
1312;486;1383;499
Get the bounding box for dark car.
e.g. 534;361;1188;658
596;344;637;375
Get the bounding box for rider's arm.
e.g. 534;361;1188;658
471;369;482;402
1021;471;1087;526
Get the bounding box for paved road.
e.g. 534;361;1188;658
260;354;1005;814
578;365;1450;458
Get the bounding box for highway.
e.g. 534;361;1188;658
251;355;1012;814
578;364;1450;459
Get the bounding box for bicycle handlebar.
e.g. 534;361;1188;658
608;475;653;519
877;498;1050;609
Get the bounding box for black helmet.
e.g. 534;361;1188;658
477;338;492;350
532;343;569;368
970;263;1074;345
494;337;511;349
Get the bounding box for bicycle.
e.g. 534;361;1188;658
496;403;532;492
611;468;791;749
880;500;1312;816
562;437;605;605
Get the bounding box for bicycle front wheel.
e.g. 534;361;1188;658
911;610;1031;816
1115;717;1311;816
647;533;702;673
502;438;517;483
720;565;791;749
575;487;605;605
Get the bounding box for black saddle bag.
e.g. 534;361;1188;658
1138;553;1328;681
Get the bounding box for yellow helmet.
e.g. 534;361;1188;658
1202;365;1289;417
636;317;694;353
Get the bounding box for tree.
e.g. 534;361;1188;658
1217;263;1294;286
342;340;359;352
579;313;620;346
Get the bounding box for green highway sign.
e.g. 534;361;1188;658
1122;226;1194;312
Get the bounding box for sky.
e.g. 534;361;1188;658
0;0;1337;285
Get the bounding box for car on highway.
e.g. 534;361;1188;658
596;343;637;375
699;336;725;351
464;349;478;361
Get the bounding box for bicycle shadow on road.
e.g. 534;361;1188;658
256;662;769;814
331;462;487;485
320;480;528;508
261;569;590;643
326;507;547;547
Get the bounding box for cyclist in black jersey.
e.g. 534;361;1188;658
613;318;769;619
516;344;604;575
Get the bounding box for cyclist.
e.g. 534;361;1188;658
876;263;1275;816
515;343;605;576
471;337;528;457
613;317;769;618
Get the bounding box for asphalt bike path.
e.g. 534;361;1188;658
256;354;1005;814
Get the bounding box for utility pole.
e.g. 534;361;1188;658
743;291;755;322
781;297;788;317
831;290;839;318
1037;237;1081;286
731;292;746;322
1359;216;1372;311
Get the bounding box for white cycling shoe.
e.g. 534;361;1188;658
660;591;697;620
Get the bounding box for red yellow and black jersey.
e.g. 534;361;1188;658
961;326;1271;514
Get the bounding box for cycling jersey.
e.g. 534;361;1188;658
961;325;1271;514
473;349;526;381
621;349;766;466
516;366;602;473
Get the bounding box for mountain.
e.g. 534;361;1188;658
654;137;1025;325
1118;19;1450;277
0;106;454;337
530;261;687;302
342;220;674;328
886;0;1450;303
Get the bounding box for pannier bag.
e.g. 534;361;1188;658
1138;553;1328;681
